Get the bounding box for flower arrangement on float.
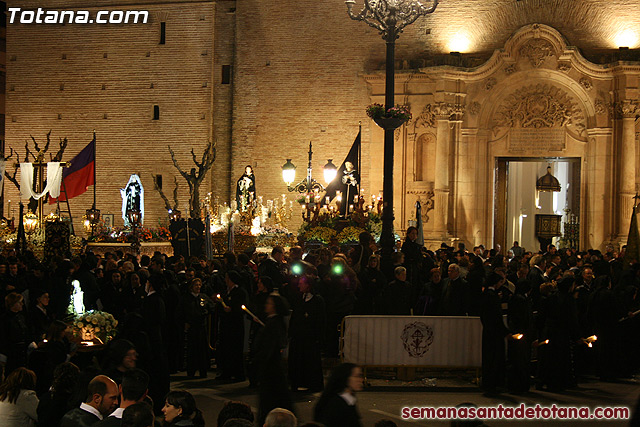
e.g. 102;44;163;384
72;310;118;343
205;193;296;253
87;220;171;243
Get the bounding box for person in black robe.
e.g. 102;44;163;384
178;278;214;378
313;363;363;427
401;226;423;290
540;276;580;391
0;292;31;376
140;274;169;414
253;294;294;425
587;275;623;381
216;270;248;381
381;267;413;315
236;165;256;212
247;276;273;387
28;289;52;342
507;278;533;393
357;254;387;315
289;270;326;392
480;272;511;394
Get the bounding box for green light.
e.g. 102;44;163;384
291;263;303;275
332;264;344;275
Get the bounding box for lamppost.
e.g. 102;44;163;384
282;141;338;194
85;206;101;238
346;0;438;272
127;208;141;254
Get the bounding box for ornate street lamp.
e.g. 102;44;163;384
346;0;438;271
127;208;142;253
85;206;101;238
323;159;338;185
282;141;336;194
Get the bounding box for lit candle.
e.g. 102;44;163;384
512;333;523;340
216;294;229;309
242;304;265;326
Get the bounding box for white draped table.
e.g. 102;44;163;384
341;315;482;368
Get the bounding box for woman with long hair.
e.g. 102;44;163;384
0;367;38;426
313;363;363;427
36;362;80;427
253;294;294;425
161;390;204;426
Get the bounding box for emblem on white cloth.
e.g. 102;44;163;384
401;322;434;358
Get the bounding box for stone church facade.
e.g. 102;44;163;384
4;1;640;250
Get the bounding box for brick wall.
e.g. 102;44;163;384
6;0;639;236
5;1;214;233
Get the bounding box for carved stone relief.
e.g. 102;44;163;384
504;64;517;75
615;99;639;118
412;103;436;130
519;38;556;68
594;98;608;115
468;102;481;116
557;63;571;73
407;190;435;223
484;77;497;91
493;83;586;136
579;77;592;91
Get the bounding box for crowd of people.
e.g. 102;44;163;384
0;230;639;425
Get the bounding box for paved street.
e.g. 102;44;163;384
173;371;639;426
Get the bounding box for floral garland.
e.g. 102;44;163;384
73;310;118;343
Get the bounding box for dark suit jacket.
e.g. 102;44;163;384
94;414;122;427
60;407;101;427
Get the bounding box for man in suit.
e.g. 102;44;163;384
61;375;119;427
94;369;149;427
439;264;469;316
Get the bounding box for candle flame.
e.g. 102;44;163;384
513;333;523;340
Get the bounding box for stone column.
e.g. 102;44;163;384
618;100;638;237
432;103;453;238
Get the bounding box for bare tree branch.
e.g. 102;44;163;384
172;176;179;210
3;147;14;161
168;140;216;218
168;145;190;181
43;130;51;154
154;175;173;212
30;135;39;153
51;137;67;161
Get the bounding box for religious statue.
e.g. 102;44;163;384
235;165;256;212
68;279;85;316
341;161;359;216
120;174;144;227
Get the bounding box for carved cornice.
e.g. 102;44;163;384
493;83;585;136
